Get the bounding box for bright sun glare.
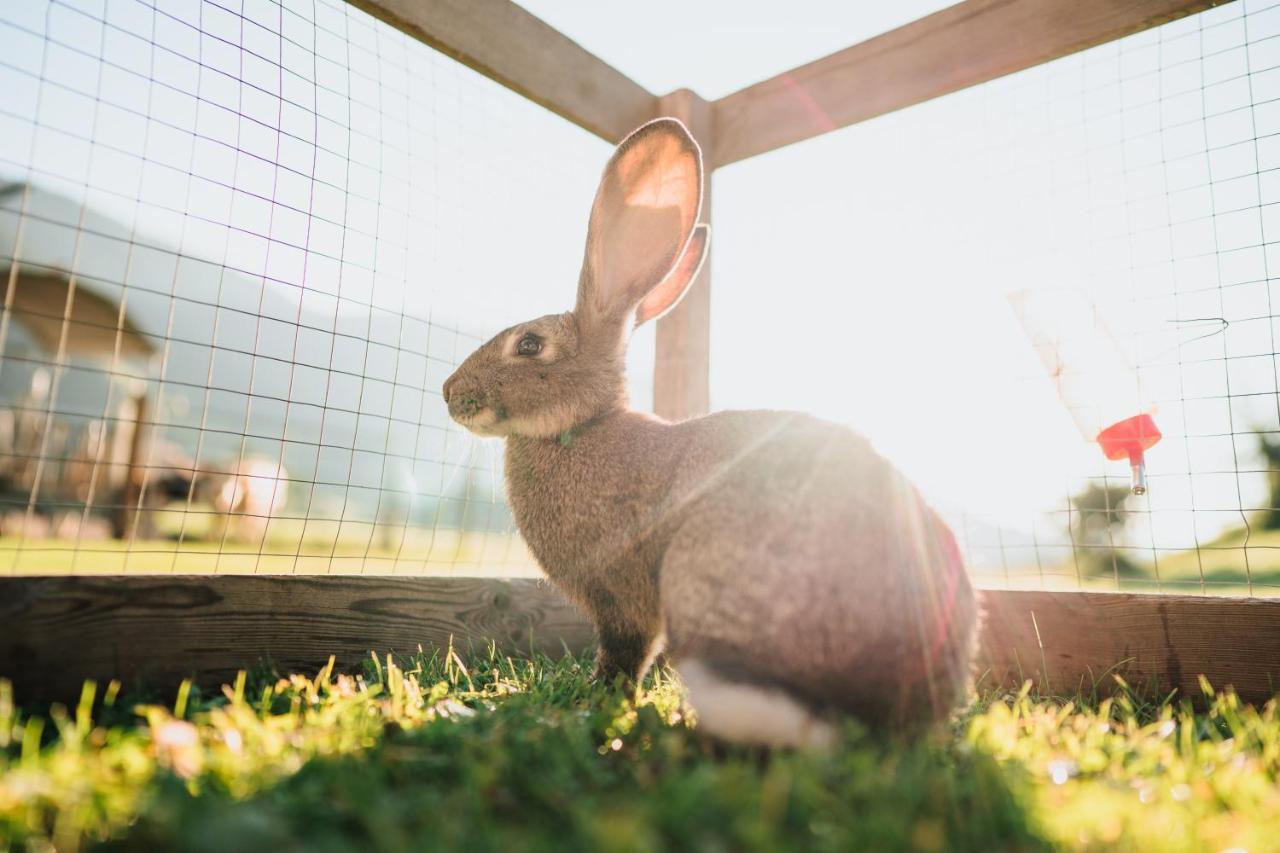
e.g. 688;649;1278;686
522;0;1280;572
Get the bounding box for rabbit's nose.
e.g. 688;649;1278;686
445;378;485;419
443;370;486;419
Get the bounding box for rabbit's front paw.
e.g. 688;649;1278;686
590;629;654;691
590;669;625;691
590;653;633;689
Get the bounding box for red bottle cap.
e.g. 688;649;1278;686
1096;413;1162;463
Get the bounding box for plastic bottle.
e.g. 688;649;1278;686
1009;288;1161;494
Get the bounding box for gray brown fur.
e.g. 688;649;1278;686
444;118;977;734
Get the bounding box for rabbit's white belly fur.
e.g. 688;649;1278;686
678;658;837;748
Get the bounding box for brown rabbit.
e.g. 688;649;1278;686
443;118;977;747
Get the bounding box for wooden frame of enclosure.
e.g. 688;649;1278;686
4;0;1269;704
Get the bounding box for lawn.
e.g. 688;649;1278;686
0;530;541;576
969;525;1280;598
8;524;1280;598
3;650;1278;852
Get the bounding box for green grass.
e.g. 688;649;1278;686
2;651;1279;852
971;526;1280;597
8;523;1280;595
1129;525;1280;594
0;530;541;576
5;510;1280;594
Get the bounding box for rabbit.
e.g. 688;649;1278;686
443;118;978;748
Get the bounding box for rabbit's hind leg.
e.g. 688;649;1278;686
675;658;836;750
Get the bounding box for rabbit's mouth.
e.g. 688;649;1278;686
451;405;505;436
443;376;508;435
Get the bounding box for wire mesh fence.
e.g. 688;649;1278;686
0;0;634;575
714;0;1280;597
8;0;1280;592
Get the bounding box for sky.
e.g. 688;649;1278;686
2;0;1280;580
515;1;958;100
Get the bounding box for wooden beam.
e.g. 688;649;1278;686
653;89;713;421
4;579;1279;706
978;590;1280;703
712;0;1232;167
0;576;594;702
344;0;657;143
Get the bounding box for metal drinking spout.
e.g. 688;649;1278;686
1129;451;1147;496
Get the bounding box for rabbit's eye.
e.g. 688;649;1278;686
516;334;543;357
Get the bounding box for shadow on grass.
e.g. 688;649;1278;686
99;677;1048;853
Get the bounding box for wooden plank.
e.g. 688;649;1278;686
978;590;1280;704
5;578;1279;706
653;89;714;421
712;0;1231;167
344;0;656;143
0;576;594;702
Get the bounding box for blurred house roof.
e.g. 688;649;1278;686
0;182;306;364
0;184;158;361
0;182;160;363
0;182;410;358
7;271;154;361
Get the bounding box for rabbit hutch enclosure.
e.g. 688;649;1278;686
3;0;1280;705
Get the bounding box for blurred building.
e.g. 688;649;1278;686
0;182;511;542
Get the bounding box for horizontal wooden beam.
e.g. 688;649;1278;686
0;575;594;701
345;0;657;142
978;590;1280;703
712;0;1232;167
3;578;1278;706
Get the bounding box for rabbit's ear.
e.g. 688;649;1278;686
577;118;703;326
635;224;709;327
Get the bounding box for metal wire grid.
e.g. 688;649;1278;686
713;1;1280;596
13;0;1278;591
0;0;612;574
970;0;1280;596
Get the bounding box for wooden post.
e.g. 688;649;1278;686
111;389;147;539
653;89;713;421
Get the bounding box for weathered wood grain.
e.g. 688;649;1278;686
0;575;594;701
345;0;656;142
653;89;714;422
712;0;1232;167
977;590;1280;703
5;579;1278;706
